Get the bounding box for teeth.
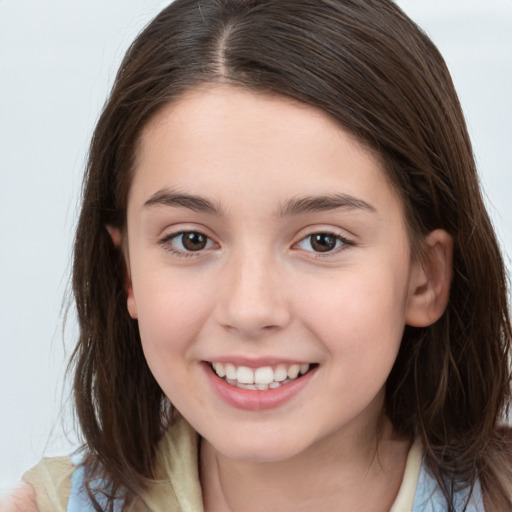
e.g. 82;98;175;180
212;362;225;378
236;382;257;390
274;364;288;382
287;364;300;379
236;366;254;384
210;361;312;389
224;363;237;380
254;366;274;385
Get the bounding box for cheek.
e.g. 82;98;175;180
133;277;216;412
132;269;214;366
296;266;408;366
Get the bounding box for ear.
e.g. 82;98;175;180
106;225;138;319
405;229;453;327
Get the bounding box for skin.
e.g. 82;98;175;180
120;85;452;512
0;485;37;512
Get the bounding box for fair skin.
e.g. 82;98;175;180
121;85;452;511
0;486;37;512
10;85;452;512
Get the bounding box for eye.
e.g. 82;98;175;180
296;232;350;253
161;231;216;255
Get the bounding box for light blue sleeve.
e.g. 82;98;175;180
412;460;485;512
67;454;122;512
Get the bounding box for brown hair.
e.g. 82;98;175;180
71;0;512;509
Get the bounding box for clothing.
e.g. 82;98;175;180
23;418;485;511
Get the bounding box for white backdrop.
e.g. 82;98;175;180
1;0;511;494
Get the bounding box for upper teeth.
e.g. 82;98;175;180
211;362;310;387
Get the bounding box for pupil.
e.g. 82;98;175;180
182;232;207;251
311;234;336;252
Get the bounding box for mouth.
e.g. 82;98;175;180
207;361;316;390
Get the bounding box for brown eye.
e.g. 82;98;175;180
310;234;338;252
296;232;349;254
162;231;215;256
181;232;208;251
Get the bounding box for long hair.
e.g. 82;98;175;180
71;0;512;509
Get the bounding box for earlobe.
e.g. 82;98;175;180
405;229;453;327
106;224;122;248
106;225;138;319
127;292;138;319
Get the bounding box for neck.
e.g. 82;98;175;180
199;414;411;512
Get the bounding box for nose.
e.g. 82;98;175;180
215;249;291;338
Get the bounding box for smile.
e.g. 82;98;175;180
209;362;312;390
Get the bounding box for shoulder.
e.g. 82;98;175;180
5;420;201;512
412;460;486;512
19;456;75;512
19;454;116;512
0;456;74;512
480;426;512;510
0;484;38;512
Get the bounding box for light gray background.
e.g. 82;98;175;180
1;0;511;494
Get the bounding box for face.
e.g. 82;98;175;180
124;85;424;463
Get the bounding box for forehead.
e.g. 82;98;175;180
137;85;360;160
129;85;401;219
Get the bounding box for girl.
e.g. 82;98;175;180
12;0;512;510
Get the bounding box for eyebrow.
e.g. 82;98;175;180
278;193;376;217
143;189;224;216
143;189;375;217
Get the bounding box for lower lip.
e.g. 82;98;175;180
202;363;316;411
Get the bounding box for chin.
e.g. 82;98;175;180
205;431;310;464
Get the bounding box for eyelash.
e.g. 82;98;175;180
159;230;354;258
294;231;354;257
159;231;216;258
